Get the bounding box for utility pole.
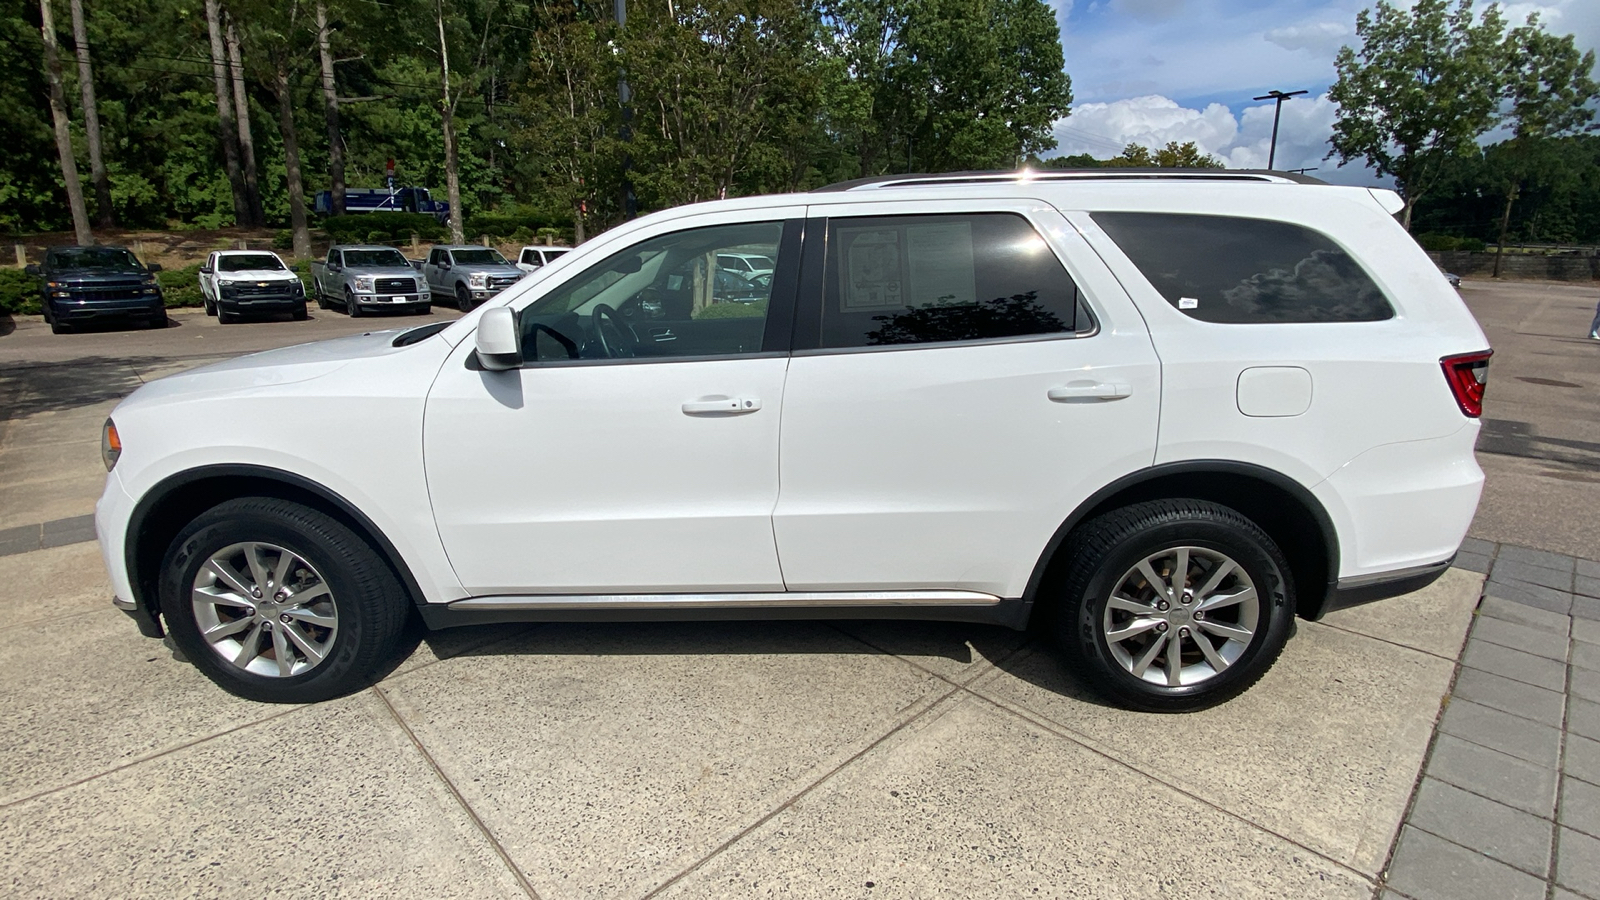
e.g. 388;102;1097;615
615;0;636;220
1252;89;1307;170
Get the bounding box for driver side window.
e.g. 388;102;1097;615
517;221;784;363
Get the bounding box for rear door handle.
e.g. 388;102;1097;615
1048;382;1132;402
682;397;762;415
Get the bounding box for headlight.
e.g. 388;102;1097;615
354;276;374;292
468;272;488;288
101;419;121;471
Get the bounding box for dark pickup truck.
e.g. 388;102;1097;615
26;245;166;334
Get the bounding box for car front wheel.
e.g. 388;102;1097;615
159;497;410;703
346;289;362;318
1052;499;1294;712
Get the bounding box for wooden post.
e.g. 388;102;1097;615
14;245;26;267
411;233;421;255
480;234;490;247
543;234;552;247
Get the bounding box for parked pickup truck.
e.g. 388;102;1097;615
308;245;431;317
514;245;571;274
421;245;526;311
198;250;307;324
26;245;166;334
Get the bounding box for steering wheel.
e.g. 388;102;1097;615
591;303;638;358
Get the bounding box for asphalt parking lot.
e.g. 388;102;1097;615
0;282;1596;898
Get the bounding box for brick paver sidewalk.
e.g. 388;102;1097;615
1384;539;1600;900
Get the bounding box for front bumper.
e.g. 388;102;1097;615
219;290;304;311
52;298;165;322
96;470;163;637
353;292;429;306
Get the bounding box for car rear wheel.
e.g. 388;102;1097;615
159;497;410;703
1051;499;1294;712
346;289;363;318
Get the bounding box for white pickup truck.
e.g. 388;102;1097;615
197;250;307;323
515;245;572;274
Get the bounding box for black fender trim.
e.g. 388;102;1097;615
1020;460;1342;621
125;464;431;624
1323;559;1453;615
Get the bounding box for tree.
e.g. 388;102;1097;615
315;0;345;215
204;0;249;225
1488;16;1597;275
226;13;265;225
1327;0;1507;229
67;0;112;227
37;0;90;244
1041;141;1224;169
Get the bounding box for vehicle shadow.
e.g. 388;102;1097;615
0;355;169;421
397;616;1118;709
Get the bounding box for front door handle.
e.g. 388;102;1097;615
682;397;762;416
1048;382;1132;402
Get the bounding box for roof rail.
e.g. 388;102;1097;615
813;168;1328;192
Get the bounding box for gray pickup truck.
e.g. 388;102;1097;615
308;245;431;317
421;245;526;311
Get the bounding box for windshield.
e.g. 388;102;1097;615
218;253;286;272
49;247;144;272
450;248;509;265
342;248;410;267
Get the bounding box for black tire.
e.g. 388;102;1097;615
159;497;411;703
49;318;71;335
1050;499;1295;713
346;289;363;318
218;307;239;324
315;283;330;310
204;297;217;316
150;310;169;329
292;302;309;321
456;285;473;312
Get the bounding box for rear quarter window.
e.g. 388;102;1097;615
1092;212;1393;324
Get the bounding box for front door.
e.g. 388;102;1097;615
772;200;1162;599
424;211;802;596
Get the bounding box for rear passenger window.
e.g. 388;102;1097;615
820;213;1087;349
1092;212;1393;324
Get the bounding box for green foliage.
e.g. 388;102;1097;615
323;212;444;244
273;229;294;250
1413;134;1600;244
0;268;41;315
693;300;768;319
464;211;563;239
1044;142;1223;169
157;264;205;307
1415;233;1486;251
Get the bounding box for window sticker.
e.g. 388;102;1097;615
839;228;904;311
1179;297;1199;309
906;221;976;307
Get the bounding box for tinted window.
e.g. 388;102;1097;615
451;248;509;265
521;249;540;266
1093;212;1393;324
49;247;143;271
518;222;783;362
217;254;285;272
819;214;1083;349
342;248;410;268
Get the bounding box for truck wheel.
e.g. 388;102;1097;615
159;497;411;703
150;310;170;329
346;289;363;318
218;308;239;324
50;318;71;335
1050;499;1295;713
456;286;473;312
204;297;217;316
315;283;329;310
292;302;309;321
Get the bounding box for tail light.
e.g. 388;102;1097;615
1440;350;1492;417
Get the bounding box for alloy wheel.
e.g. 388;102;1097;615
1101;546;1260;688
191;541;339;678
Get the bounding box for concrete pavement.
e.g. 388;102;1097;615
0;283;1592;897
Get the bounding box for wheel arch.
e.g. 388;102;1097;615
1023;461;1341;622
125;464;427;626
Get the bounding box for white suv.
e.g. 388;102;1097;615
95;171;1490;711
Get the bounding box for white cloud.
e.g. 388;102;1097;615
1050;92;1383;185
1263;21;1353;55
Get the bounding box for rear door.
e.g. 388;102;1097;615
772;199;1161;599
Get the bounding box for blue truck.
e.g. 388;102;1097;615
26;245;166;334
313;187;450;223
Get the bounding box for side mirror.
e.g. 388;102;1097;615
24;264;40;276
199;266;213;275
147;263;162;273
475;307;523;371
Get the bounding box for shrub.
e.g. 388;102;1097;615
157;264;206;308
322;212;444;244
273;229;294;249
1416;233;1488;252
693;300;767;319
0;267;40;315
1458;237;1487;252
464;211;562;239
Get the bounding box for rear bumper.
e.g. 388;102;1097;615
1316;558;1454;618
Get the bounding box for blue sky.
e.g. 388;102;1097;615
1044;0;1600;184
